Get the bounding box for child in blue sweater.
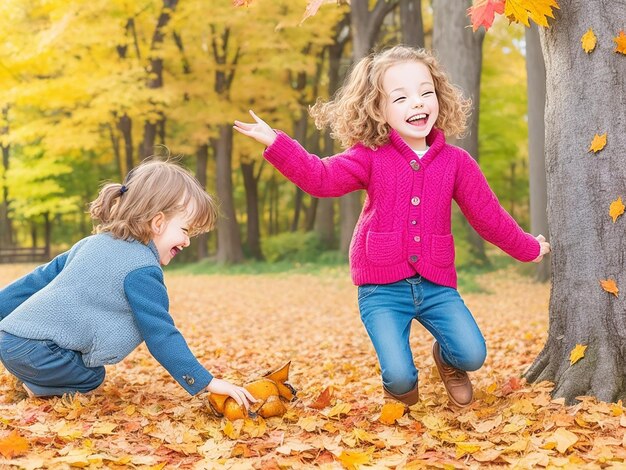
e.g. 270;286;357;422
0;159;255;409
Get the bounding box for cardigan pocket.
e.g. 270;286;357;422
366;231;402;266
430;234;455;268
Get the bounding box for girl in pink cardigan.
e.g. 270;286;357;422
234;45;550;408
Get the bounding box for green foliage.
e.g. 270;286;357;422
261;231;324;263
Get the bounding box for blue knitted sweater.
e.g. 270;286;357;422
0;233;213;395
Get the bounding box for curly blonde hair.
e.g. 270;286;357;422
310;45;471;149
89;159;217;243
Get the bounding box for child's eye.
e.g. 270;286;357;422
423;91;434;96
393;97;406;103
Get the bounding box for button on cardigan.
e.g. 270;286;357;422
263;128;540;288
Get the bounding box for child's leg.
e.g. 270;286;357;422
358;280;419;405
0;332;105;397
416;278;486;406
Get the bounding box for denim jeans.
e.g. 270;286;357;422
358;275;486;396
0;331;105;397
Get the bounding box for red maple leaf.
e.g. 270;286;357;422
467;0;506;32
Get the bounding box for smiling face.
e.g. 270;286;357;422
151;208;191;266
381;60;439;151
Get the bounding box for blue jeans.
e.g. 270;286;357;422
358;275;486;396
0;332;105;397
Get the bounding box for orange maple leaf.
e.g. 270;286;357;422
589;133;607;153
309;386;333;409
300;0;330;24
569;344;587;365
0;430;29;458
467;0;505;32
232;0;253;6
379;402;406;424
600;279;619;297
614;31;626;55
581;28;597;53
609;197;625;223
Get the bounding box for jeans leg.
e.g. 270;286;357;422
358;282;418;395
415;280;486;371
0;332;105;397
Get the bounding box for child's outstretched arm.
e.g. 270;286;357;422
234;110;370;198
125;266;255;408
0;251;69;320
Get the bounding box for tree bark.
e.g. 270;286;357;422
212;125;244;264
195;144;209;260
524;0;626;404
525;24;550;282
0;106;13;247
241;159;263;260
140;0;178;159
432;0;489;266
400;0;424;48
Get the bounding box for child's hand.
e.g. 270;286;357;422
233;110;277;147
532;234;551;263
206;378;257;410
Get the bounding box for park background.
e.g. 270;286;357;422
2;0;626;468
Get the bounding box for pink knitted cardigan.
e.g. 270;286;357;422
263;128;540;288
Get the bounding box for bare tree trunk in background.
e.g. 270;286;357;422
291;105;308;232
195;144;209;260
400;0;424;48
0;106;13;247
525;0;626;404
241;159;263;260
526;24;550;282
432;0;488;266
342;0;398;255
140;0;178;159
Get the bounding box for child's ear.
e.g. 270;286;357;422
150;212;166;235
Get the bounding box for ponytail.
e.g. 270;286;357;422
89;183;125;225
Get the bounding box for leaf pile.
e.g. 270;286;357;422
2;264;626;468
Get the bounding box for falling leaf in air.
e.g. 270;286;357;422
589;133;607;153
467;0;505;32
614;31;626;54
0;430;29;458
569;344;587;365
504;0;559;28
581;28;597;53
378;402;406;424
609;197;625;223
233;0;253;6
600;279;619;297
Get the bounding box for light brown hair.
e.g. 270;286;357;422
90;159;217;243
310;45;471;149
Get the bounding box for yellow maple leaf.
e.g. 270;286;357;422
505;0;558;27
455;442;482;458
379;402;406;425
609;197;625;222
589;133;607;153
600;279;619;297
337;448;373;469
569;344;587;365
581;28;597;53
326;402;351;418
550;427;579;453
0;430;29;458
614;30;626;55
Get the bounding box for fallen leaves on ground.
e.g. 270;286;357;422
1;264;626;468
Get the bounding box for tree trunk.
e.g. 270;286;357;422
524;0;626;404
432;0;489;266
0;106;12;247
43;212;51;259
140;0;178;159
291;110;308;232
241;160;263;260
400;0;424;48
212;125;244;264
117;113;133;174
195;144;209;260
526;24;550;282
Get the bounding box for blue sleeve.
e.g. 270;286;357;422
0;251;69;320
124;266;213;396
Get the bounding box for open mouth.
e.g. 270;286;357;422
170;246;182;258
407;113;428;126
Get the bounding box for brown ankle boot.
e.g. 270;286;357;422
432;341;473;407
383;384;419;406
